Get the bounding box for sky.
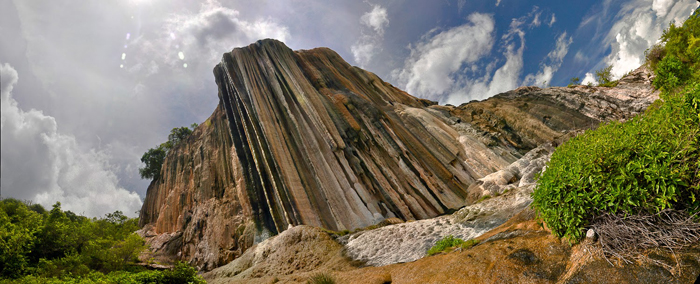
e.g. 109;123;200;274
1;0;698;217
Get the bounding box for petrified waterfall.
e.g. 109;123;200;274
213;39;476;233
139;39;658;269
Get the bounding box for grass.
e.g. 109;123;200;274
307;273;335;284
427;235;465;256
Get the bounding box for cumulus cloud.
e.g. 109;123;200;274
393;13;495;102
581;72;598;85
361;5;389;36
603;0;699;78
1;63;142;217
352;3;389;67
523;32;573;87
496;0;502;7
130;0;290;74
440;16;527;105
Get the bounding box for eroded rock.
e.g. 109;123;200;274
139;39;659;269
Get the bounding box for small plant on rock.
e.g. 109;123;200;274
307;272;336;284
427;235;465;256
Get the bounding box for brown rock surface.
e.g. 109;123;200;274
138;104;257;270
205;208;700;284
139;39;659;269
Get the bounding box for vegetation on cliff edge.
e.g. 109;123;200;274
139;123;198;180
532;12;700;242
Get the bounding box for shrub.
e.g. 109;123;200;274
459;239;480;250
427;235;465;256
645;44;666;70
307;273;335;284
162;261;206;284
568;77;580;88
532;83;700;241
653;55;691;91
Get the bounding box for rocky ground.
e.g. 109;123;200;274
204;207;700;284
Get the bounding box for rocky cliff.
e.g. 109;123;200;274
138;39;658;270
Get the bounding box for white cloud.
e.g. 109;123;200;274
131;0;290;73
1;63;142;217
524;32;573;87
652;0;674;17
581;72;598;85
393;13;495;101
442;17;527;105
360;5;389;36
549;14;556;27
574;50;588;63
496;0;502;7
352;3;390;67
603;0;699;78
458;0;467;13
530;12;542;28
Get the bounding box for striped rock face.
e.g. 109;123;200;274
138;39;658;270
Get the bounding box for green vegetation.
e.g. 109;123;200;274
568;77;580;87
306;273;335;284
459;239;480;250
139;124;198;180
427;235;465;256
594;65;619;87
0;199;205;284
531;12;700;242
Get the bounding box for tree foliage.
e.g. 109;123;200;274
138;145;167;180
567;77;580;87
138;123;198;180
0;199;205;283
594;65;618;87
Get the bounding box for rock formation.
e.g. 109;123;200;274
204;209;700;284
138;39;658;270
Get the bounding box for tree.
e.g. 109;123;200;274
0;199;43;278
167;126;193;146
139;145;167;180
139;124;197;181
594;65;616;87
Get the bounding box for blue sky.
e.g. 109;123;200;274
1;0;698;217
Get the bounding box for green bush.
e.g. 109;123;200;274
567;77;580;88
653;55;691;91
0;200;171;282
645;44;666;70
1;265;206;284
427;235;465;256
459;239;480;250
532;7;700;243
532;84;700;241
